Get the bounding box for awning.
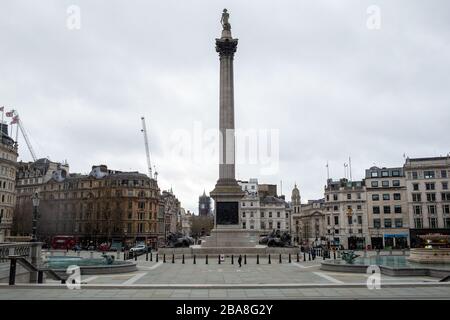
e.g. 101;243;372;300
384;234;408;238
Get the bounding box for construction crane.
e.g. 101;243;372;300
140;116;153;179
4;109;37;162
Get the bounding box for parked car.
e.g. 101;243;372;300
129;244;147;254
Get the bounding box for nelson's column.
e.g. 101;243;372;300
205;9;255;248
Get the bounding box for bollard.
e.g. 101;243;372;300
268;254;271;264
289;253;292;263
297;253;300;262
38;270;44;284
364;250;367;258
303;252;306;261
146;251;149;261
150;252;153;262
256;254;259;264
156;253;159;262
231;255;234;265
193;255;196;264
244;255;247;265
308;252;311;261
77;251;81;257
218;255;221;264
402;249;406;256
376;249;380;256
333;251;336;260
90;251;94;259
389;249;393;256
172;254;175;263
163;254;166;263
9;258;17;285
134;252;137;261
182;254;185;264
323;253;326;260
123;252;126;260
206;255;208;264
279;254;282;264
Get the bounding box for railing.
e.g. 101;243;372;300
0;242;34;263
1;242;49;284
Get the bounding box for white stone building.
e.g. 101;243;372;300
365;166;409;249
238;179;290;235
324;179;369;249
0;124;18;242
404;156;450;247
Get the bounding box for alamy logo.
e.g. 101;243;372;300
366;5;381;30
67;5;81;30
366;265;381;290
66;265;81;290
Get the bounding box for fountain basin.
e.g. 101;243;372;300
321;255;450;278
408;248;450;264
44;256;137;276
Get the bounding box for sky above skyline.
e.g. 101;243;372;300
1;0;450;213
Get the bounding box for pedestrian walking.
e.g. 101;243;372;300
238;255;242;267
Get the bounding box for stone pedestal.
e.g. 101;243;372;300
201;228;259;248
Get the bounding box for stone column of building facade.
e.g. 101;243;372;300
0;124;18;243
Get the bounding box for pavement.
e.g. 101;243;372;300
0;250;449;299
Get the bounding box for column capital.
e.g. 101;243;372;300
216;38;238;58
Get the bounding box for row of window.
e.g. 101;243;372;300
77;211;158;221
242;221;283;230
326;193;362;201
413;204;450;215
242;211;288;218
44;179;156;191
40;189;159;200
75;222;155;234
413;182;448;191
409;170;448;180
0;152;16;162
0;166;15;178
370;170;402;178
373;218;403;228
412;192;450;202
0;193;14;204
414;217;450;229
370;180;401;188
327;215;363;226
327;228;363;235
372;205;403;214
0;180;14;191
371;193;402;201
327;204;363;211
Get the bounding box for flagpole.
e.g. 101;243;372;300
349;156;352;182
326;161;330;180
0;107;4;136
15;119;19;144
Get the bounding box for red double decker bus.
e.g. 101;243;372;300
51;235;76;250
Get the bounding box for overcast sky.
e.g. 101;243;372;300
1;0;449;213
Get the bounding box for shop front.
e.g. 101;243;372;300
347;236;366;250
383;233;409;249
370;237;383;249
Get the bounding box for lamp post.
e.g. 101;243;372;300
31;192;40;242
0;211;3;242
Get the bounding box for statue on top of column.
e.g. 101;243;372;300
221;8;231;31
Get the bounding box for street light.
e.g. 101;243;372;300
0;211;3;241
31;192;40;242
